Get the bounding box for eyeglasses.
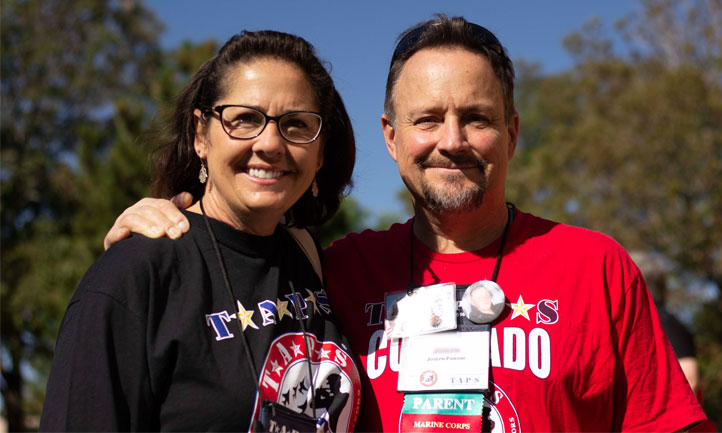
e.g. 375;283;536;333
209;105;323;144
391;22;505;65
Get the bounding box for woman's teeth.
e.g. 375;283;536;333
248;168;283;179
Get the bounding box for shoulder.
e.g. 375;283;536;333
73;233;194;313
516;210;630;256
98;233;186;276
324;219;411;263
514;209;641;288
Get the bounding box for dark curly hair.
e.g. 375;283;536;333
152;30;355;227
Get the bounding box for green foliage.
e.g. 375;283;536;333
3;0;720;429
693;298;722;425
313;197;368;247
510;0;722;291
509;0;722;424
1;0;164;429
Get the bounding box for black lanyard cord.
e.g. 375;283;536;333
491;202;516;282
199;199;317;418
408;202;517;290
200;199;262;391
290;281;318;417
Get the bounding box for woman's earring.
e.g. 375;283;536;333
199;161;208;184
311;179;319;198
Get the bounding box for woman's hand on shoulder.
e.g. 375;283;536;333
103;193;193;250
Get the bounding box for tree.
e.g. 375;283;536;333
1;1;164;429
508;0;722;424
313;197;369;247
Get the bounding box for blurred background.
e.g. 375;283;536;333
2;0;720;430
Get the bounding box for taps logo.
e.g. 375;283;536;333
420;370;438;387
485;382;521;433
252;333;361;432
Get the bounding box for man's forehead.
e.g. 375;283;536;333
394;47;504;114
399;46;492;75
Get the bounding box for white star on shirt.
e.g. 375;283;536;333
270;359;284;375
290;341;304;357
315;347;331;359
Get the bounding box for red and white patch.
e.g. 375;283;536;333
252;333;361;432
485;381;522;433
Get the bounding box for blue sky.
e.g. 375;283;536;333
146;0;640;221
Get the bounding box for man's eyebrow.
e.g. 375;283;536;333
458;101;497;112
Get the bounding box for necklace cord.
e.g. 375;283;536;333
407;219;416;294
199;199;317;420
407;202;517;289
491;202;516;282
288;282;317;417
200;199;262;392
404;202;517;426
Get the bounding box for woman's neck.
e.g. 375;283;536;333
188;194;281;237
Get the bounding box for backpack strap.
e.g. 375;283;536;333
285;226;323;286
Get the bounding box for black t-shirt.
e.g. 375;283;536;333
40;211;361;432
658;308;696;359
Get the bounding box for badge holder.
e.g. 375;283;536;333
396;203;517;432
259;400;327;433
384;282;458;339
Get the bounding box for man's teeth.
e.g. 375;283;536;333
248;168;283;179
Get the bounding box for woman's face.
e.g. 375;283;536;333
194;58;323;233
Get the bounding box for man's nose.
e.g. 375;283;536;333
435;118;468;153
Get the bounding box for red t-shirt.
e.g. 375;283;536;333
324;210;706;432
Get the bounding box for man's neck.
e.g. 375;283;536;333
413;199;509;254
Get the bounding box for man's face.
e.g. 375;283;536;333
470;287;493;313
382;47;518;215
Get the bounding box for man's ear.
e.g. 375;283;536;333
193;108;208;158
507;112;519;160
381;114;398;162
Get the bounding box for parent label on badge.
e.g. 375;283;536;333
385;283;457;339
398;330;490;392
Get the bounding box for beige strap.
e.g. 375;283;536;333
285;227;323;286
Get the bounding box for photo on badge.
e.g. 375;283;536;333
384;283;458;339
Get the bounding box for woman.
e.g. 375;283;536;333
40;30;361;432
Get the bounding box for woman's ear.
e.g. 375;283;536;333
315;142;324;172
193;108;208;158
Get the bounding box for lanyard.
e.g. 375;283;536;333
407;202;517;292
199;199;318;425
401;203;517;432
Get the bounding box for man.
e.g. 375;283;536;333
104;16;706;432
462;282;504;324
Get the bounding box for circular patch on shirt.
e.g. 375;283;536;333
460;280;505;323
253;333;361;432
485;381;521;433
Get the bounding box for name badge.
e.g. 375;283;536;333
384;283;458;339
397;329;490;392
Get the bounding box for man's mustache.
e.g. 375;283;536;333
417;155;488;170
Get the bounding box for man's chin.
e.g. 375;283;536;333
421;185;486;215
